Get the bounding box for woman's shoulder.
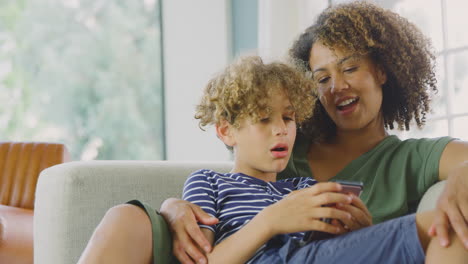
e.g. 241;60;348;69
368;135;455;163
388;135;454;150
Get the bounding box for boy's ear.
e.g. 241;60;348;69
216;120;236;147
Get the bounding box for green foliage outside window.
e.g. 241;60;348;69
0;0;165;160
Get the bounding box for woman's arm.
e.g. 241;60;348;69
438;140;468;180
432;140;468;249
205;182;354;264
160;198;218;264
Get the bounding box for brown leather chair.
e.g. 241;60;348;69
0;142;70;264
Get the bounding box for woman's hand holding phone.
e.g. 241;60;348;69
333;180;372;231
302;180;372;242
259;182;354;237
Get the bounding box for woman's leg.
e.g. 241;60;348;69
255;212;467;264
416;211;468;263
77;204;153;264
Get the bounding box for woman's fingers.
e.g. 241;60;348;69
190;205;218;252
330;219;349;234
437;202;468;249
445;197;468;249
432;210;450;247
331;196;372;231
160;199;217;264
433;173;468;249
172;234;196;264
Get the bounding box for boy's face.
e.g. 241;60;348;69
230;89;297;180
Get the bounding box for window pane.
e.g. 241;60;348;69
453;116;468;141
374;0;444;52
447;50;468;114
0;0;164;160
390;119;449;139
331;0;443;51
431;56;447;117
446;0;468;49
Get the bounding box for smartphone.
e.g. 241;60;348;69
335;180;364;197
301;180;364;243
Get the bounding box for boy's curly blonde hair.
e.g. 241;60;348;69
195;56;315;129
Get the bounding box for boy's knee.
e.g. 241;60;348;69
94;204;152;242
105;204;148;222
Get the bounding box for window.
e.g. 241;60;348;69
0;0;165;160
330;0;468;140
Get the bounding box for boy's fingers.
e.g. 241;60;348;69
308;182;342;195
311;218;345;234
304;182;342;196
312;207;352;223
310;192;352;208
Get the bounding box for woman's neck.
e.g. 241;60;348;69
332;118;388;154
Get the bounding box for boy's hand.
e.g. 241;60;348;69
160;198;219;264
259;182;354;236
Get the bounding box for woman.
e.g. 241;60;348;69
78;2;468;264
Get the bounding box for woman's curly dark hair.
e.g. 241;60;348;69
289;1;437;142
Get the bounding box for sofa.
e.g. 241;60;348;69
0;142;69;264
33;160;445;264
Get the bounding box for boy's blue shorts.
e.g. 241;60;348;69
252;213;424;264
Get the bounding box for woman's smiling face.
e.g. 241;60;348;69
309;42;387;133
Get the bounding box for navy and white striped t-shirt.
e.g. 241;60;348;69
182;169;317;259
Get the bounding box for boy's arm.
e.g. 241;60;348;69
178;171;219;263
205;210;274;264
205;182;355;264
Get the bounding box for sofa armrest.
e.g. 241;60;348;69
0;205;33;264
33;160;231;264
417;180;445;212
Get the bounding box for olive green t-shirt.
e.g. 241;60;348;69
278;133;454;224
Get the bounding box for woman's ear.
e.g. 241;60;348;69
376;64;387;86
216;120;236;147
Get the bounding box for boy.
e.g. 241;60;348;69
182;56;468;263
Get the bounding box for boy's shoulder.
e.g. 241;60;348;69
279;176;317;189
188;169;233;183
188;169;261;185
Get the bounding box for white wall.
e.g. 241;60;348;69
163;0;231;161
258;0;327;61
162;0;328;161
